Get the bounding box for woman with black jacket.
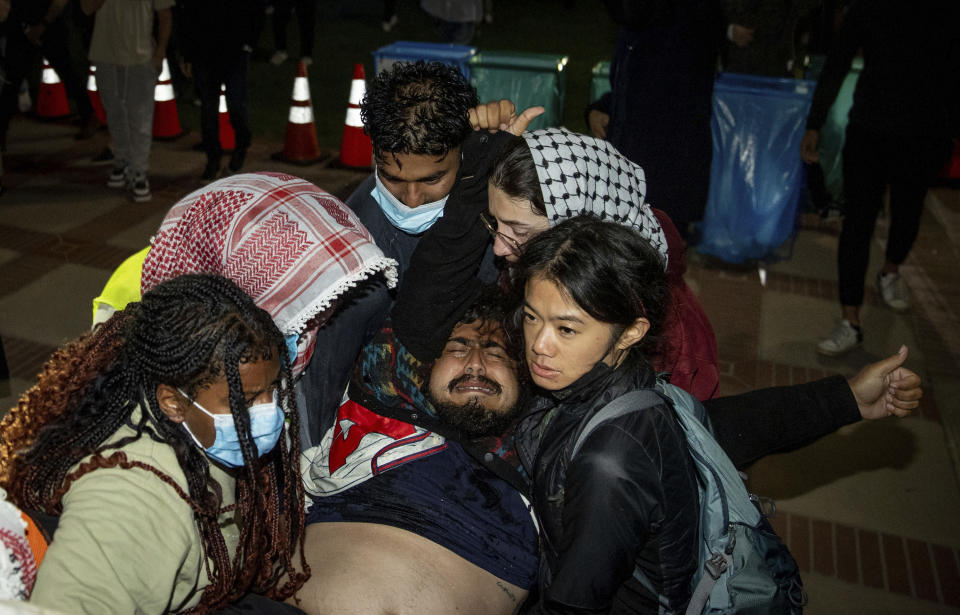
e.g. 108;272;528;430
511;216;700;613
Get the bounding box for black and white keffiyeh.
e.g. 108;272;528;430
522;127;668;266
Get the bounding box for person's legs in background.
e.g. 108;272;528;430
0;25;37;152
42;18;97;139
224;55;251;172
295;0;316;65
382;0;398;32
95;63;132;189
192;62;223;179
105;61;157;202
818;123;886;356
271;0;293;65
877;134;954;310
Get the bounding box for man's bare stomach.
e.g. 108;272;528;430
291;522;528;615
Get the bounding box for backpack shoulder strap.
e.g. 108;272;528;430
570;389;664;458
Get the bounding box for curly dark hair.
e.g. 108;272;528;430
458;283;522;362
0;274;309;612
361;60;479;161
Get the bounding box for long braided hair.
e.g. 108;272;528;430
0;274;309;611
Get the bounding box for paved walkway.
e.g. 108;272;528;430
1;116;959;613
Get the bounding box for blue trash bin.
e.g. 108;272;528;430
699;73;815;263
372;41;477;79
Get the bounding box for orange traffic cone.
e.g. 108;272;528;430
279;60;321;164
86;65;107;125
36;58;70;118
152;59;182;139
218;84;236;151
338;63;372;168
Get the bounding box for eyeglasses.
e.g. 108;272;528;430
480;212;523;256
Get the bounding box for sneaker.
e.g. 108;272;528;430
269;50;289;66
107;166;127;188
876;272;910;313
381;14;398;32
300;56;313;67
129;173;151;202
816;319;862;356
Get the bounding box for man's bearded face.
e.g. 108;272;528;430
427;319;522;438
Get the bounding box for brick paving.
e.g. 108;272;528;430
769;509;960;608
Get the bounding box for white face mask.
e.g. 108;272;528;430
371;171;448;234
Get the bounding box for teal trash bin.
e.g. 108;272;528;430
372;41;477;78
469;51;568;131
589;61;611;104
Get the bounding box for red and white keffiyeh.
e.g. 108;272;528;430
142;172;398;376
0;489;35;600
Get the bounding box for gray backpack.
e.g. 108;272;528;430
570;381;807;614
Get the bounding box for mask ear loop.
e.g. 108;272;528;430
176;388;214;449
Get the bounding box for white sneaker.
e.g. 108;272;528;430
817;319;862;356
876;272;910;313
107;165;127;189
381;14;398;32
270;50;289;66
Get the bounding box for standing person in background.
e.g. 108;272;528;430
586;0;734;241
269;0;317;66
82;0;173;203
721;0;819;77
0;0;98;151
177;0;256;179
420;0;482;45
802;0;959;356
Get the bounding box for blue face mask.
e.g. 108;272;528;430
284;333;299;365
371;171;448;235
178;389;285;468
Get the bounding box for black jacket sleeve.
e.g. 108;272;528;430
705;375;861;469
536;407;698;614
392;130;514;362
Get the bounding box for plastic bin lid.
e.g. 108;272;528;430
471;50;569;72
373;40;477;61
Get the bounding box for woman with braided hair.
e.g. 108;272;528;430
0;274;309;614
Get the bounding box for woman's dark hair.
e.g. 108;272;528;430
489;135;545;216
0;273;308;611
510;215;668;363
361;60;479;160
